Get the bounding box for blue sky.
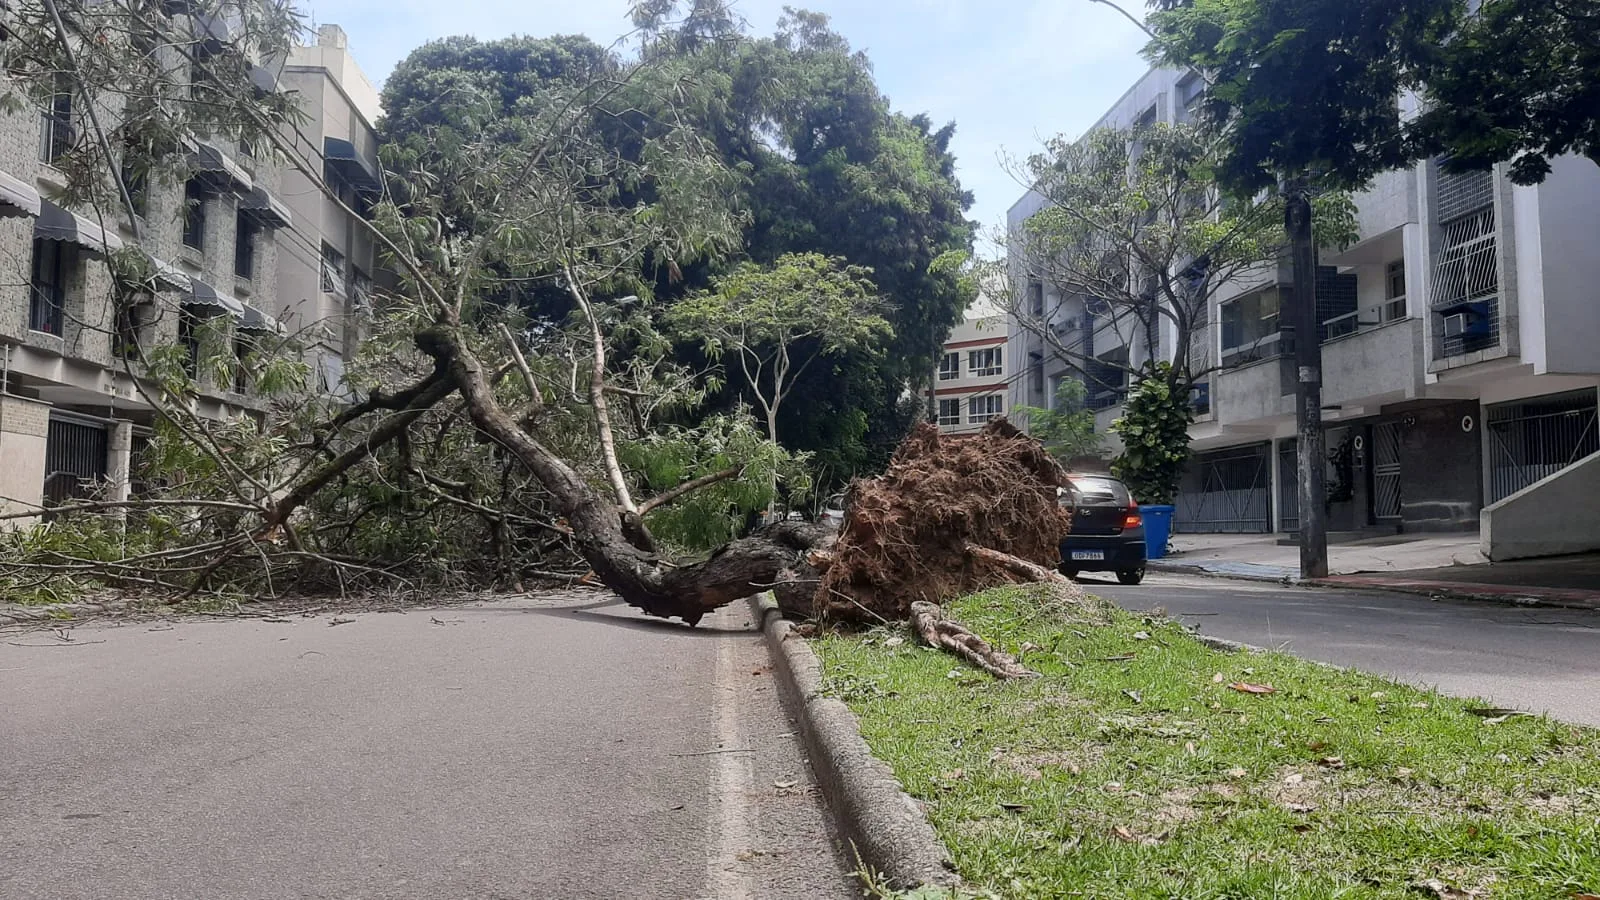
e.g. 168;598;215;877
301;0;1153;246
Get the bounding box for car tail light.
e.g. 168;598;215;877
1122;503;1142;530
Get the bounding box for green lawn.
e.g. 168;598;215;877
814;584;1600;899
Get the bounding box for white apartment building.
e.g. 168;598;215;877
930;301;1010;435
1009;67;1600;549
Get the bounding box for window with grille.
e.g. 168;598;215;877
967;394;1003;424
937;352;959;381
1432;208;1497;309
29;239;70;335
968;346;1002;377
182;179;207;250
937;398;961;426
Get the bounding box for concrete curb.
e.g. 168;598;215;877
1147;560;1600;612
749;595;960;891
0;602;108;627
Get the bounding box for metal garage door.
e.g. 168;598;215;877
1176;443;1272;533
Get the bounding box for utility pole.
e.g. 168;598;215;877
1284;179;1328;578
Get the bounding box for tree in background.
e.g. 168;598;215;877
668;253;890;448
1014;379;1103;468
378;6;976;485
1109;363;1193;505
1415;0;1600;185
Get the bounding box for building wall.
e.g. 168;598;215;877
278;24;381;370
0;12;364;515
0;394;50;524
932;307;1009;434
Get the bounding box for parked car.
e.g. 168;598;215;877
1058;474;1146;584
819;493;847;530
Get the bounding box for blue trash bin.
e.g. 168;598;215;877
1140;504;1174;561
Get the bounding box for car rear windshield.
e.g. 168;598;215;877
1066;476;1131;506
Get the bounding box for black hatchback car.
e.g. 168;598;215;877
1058;474;1147;584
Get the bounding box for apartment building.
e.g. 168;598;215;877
1009;67;1600;547
0;13;380;524
930;301;1010;435
275;24;383;395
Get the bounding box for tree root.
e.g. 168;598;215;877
910;600;1035;679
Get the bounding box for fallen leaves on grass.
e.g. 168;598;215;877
1317;756;1347;769
1414;878;1477;899
1100;653;1136;662
1228;682;1277;695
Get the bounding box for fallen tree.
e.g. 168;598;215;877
1;0;1071;675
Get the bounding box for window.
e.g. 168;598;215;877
1386;260;1406;300
1029;282;1044;317
350;266;372;312
178;304;201;376
121;150;148;219
115;295;154;359
320;242;346;295
39;78;72;164
937;398;961;426
233;333;254;393
967;394;1004;425
182;179;207;250
937;352;959;381
29;239;70;335
1029;351;1045;394
1220;287;1282;364
1176;73;1205;124
1433;209;1497;308
235;211;258;280
968;346;1002;378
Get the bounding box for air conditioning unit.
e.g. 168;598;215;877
1443;310;1489;338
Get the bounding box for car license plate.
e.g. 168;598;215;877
1070;550;1105;561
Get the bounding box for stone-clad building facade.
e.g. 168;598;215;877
0;10;380;524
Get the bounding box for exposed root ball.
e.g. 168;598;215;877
812;419;1071;623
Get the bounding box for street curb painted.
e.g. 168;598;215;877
749;594;960;892
1146;560;1600;612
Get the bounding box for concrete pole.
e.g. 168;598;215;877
1285;180;1329;578
106;419;133;523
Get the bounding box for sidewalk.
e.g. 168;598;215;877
1152;532;1600;609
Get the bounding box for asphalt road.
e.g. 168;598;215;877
0;594;851;900
1086;572;1600;727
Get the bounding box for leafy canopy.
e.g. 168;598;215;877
1145;0;1461;192
669;252;891;442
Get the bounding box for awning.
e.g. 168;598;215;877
189;141;253;193
189;280;245;316
1;169;42;218
238;185;291;228
146;256;192;291
238;304;281;332
34;201;124;255
323;137;381;197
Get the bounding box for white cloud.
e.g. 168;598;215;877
304;0;1153;250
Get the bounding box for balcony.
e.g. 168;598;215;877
1321;315;1423;407
1215;353;1295;425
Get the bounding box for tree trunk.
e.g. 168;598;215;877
415;325;822;625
